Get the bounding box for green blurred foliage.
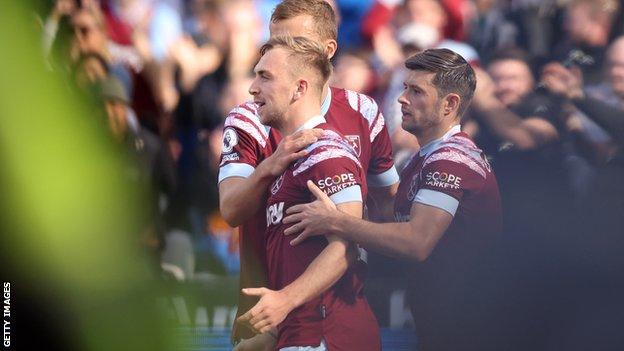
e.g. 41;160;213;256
0;2;179;350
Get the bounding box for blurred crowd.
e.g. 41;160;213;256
35;0;624;318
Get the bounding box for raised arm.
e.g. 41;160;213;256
471;68;559;150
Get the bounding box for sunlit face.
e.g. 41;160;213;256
488;59;534;107
607;41;624;98
71;11;106;54
105;100;128;139
398;70;443;135
565;4;593;44
249;47;297;126
269;14;336;59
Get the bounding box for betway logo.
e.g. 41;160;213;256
266;202;285;227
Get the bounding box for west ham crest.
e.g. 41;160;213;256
345;135;361;157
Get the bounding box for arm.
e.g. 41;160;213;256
573;96;624;143
285;181;453;261
366;109;400;221
367;182;398;222
472;68;559;150
540;62;624;142
236;200;362;334
219;129;322;227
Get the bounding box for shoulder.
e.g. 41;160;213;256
333;88;380;124
332;87;385;140
423;133;490;180
223;102;271;147
292;128;362;177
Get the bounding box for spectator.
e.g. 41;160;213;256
552;0;620;84
99;76;177;247
331;50;376;95
586;35;624;109
70;7;137;97
466;0;518;64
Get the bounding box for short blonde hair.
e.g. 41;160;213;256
270;0;337;42
260;35;333;91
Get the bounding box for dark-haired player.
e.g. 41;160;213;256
283;49;502;351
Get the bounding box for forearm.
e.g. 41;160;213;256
219;161;274;226
473;99;540;149
573;95;624;142
279;237;352;309
331;215;422;259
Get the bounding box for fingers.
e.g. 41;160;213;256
282;212;303;225
287;150;308;162
237;309;253;325
306;180;328;200
290;231;309;246
284;221;304;236
286;204;304;215
242;287;267;297
311;128;324;138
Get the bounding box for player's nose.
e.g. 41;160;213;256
248;79;259;96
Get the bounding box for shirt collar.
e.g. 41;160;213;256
419;124;461;157
294;115;327;133
321;87;332;116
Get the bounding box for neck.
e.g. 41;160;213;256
416;120;459;147
278;99;322;136
321;83;329;103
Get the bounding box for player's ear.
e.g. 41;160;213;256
443;93;461;116
294;79;308;101
325;40;338;59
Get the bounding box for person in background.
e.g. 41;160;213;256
99;76;177;264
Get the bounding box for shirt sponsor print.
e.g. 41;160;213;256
220;152;240;165
424;171;462;190
266;202;284;227
317;172;357;196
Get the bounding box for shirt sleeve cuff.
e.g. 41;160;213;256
218;163;255;183
413;189;459;216
329;185;363;205
367;166;400;187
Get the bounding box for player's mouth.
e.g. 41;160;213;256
254;101;266;110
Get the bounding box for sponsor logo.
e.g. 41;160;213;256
221;127;238;153
317;173;357;195
424;171;462;189
271;174;284;195
345;135;361;157
220;152;240;165
266;202;284;226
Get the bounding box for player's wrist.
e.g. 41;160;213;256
257;156;279;179
279;285;304;310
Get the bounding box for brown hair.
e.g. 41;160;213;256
260;35;332;92
405;48;476;117
270;0;337;41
